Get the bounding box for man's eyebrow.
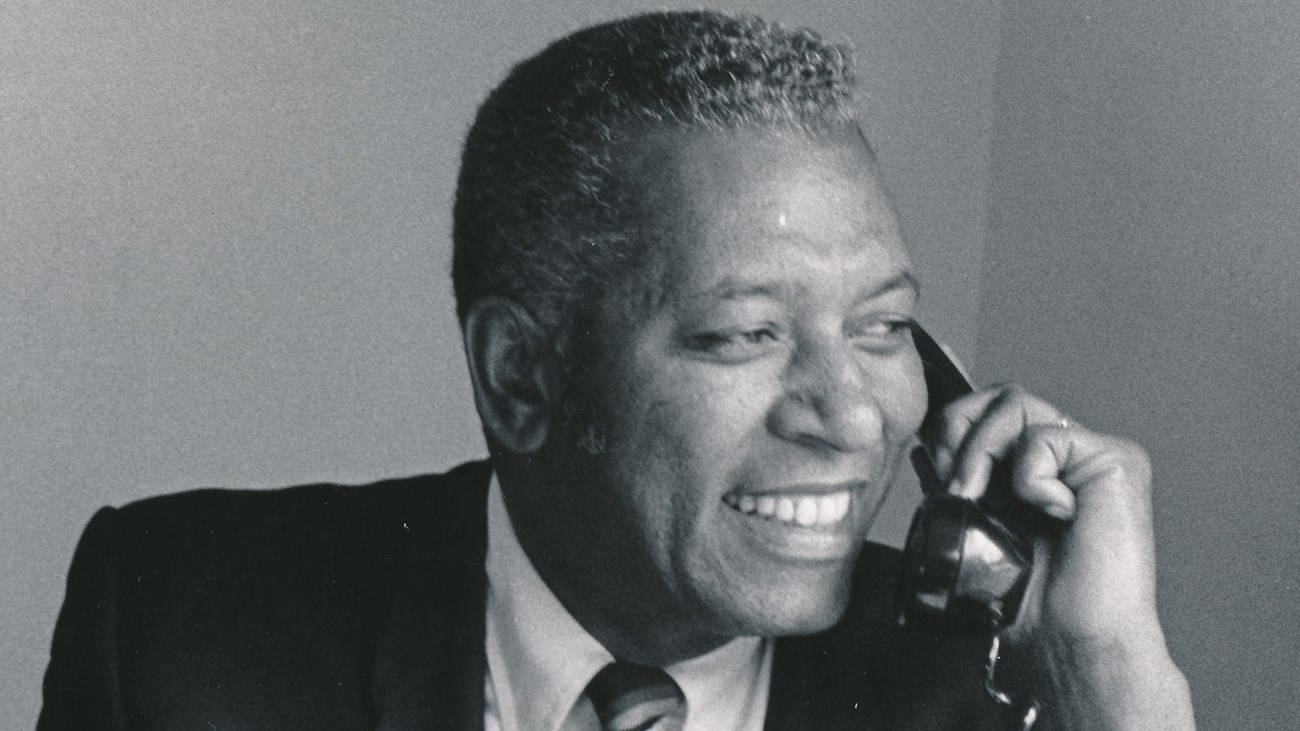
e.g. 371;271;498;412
689;270;920;303
872;271;921;300
698;279;797;302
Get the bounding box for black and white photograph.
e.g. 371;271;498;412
3;2;1296;729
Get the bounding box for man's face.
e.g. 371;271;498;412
546;127;926;654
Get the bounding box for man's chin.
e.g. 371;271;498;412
721;580;855;638
765;604;851;637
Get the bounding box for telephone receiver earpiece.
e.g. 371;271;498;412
896;326;1033;632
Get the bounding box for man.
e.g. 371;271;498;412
39;11;1194;730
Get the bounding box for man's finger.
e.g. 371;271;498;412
925;387;1003;480
947;387;1063;498
1015;427;1154;519
1008;425;1080;520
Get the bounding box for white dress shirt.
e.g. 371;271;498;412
482;476;773;731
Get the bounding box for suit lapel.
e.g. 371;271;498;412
763;629;889;730
370;461;493;731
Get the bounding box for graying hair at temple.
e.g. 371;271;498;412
451;11;862;360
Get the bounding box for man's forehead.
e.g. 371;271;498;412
614;126;897;245
600;125;911;315
615;124;877;183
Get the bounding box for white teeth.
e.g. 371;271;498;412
776;497;796;522
726;490;853;527
794;497;818;527
816;492;850;525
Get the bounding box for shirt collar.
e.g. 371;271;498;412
485;474;612;731
483;474;771;731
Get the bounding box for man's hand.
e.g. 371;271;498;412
926;385;1195;731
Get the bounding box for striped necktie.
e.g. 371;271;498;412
585;662;687;731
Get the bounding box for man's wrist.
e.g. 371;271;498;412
1037;631;1194;731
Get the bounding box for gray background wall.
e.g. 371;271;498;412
1;1;1292;728
981;5;1299;729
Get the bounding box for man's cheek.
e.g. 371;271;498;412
882;357;928;430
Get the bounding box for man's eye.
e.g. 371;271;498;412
850;317;917;348
685;327;782;362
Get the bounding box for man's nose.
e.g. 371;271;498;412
766;340;881;453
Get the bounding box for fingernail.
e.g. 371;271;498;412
1044;503;1073;520
933;445;953;474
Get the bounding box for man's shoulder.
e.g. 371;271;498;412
110;460;493;555
85;460;492;615
117;458;493;516
97;458;491;608
47;461;494;728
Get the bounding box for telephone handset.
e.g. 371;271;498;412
896;327;1034;633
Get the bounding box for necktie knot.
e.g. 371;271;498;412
585;662;687;731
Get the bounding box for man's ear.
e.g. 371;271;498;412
463;297;557;455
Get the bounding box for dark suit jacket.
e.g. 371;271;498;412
38;461;1011;730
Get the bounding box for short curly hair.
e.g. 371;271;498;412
452;11;861;353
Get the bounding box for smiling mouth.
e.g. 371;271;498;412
721;490;852;529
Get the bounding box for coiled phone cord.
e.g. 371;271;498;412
984;628;1041;730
